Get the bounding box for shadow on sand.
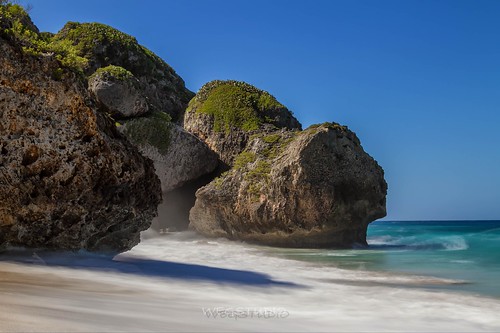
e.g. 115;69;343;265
0;249;300;288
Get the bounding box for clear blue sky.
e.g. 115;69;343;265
28;0;500;221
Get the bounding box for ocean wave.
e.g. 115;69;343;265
323;252;356;257
366;235;394;245
450;260;474;264
368;235;469;251
440;236;469;251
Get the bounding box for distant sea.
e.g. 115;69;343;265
266;220;500;298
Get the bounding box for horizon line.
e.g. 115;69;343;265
377;219;500;222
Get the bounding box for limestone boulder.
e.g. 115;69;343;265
183;80;301;166
88;65;148;118
189;123;387;248
120;114;218;193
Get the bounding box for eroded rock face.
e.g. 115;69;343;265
184;80;302;166
120;118;218;193
0;37;161;252
88;65;148;118
189;123;387;248
53;22;194;120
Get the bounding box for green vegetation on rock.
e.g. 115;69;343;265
90;65;134;81
0;2;28;23
233;151;256;170
246;160;271;181
227;131;298;201
52;22;174;78
262;133;281;144
54;22;138;57
305;122;360;144
187;80;286;133
0;2;87;74
212;171;229;189
46;38;88;72
122;112;172;154
51;21;194;118
308;122;348;132
250;131;298;160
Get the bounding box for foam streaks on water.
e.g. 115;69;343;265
0;223;499;332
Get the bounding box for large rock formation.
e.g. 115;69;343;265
189;123;387;248
1;3;388;250
184;80;302;166
0;11;161;252
66;22;220;195
53;21;194;120
120;113;218;193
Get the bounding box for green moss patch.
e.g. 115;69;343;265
225;131;298;201
187;80;287;133
53;22;175;78
233;151;256;170
90;65;134;81
249;131;298;160
122;112;172;154
262;133;281;144
55;22;138;57
307;122;348;132
246;160;271;181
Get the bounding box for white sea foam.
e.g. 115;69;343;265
440;236;469;251
451;260;474;264
368;234;469;251
0;231;499;332
323;252;356;257
366;235;394;245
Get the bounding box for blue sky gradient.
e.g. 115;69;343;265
28;0;500;220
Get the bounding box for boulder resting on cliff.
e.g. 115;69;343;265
120;113;219;193
183;80;302;166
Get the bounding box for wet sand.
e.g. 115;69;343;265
1;233;500;332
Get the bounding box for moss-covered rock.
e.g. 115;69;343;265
184;80;302;166
187;80;300;132
88;65;148;118
190;123;387;248
121;112;172;154
53;22;194;119
90;65;135;82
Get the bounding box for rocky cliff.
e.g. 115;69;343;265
75;23;218;197
0;4;161;252
184;80;302;166
189;123;387;247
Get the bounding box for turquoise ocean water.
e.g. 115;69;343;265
269;220;500;298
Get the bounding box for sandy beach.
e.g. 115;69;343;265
1;231;500;332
